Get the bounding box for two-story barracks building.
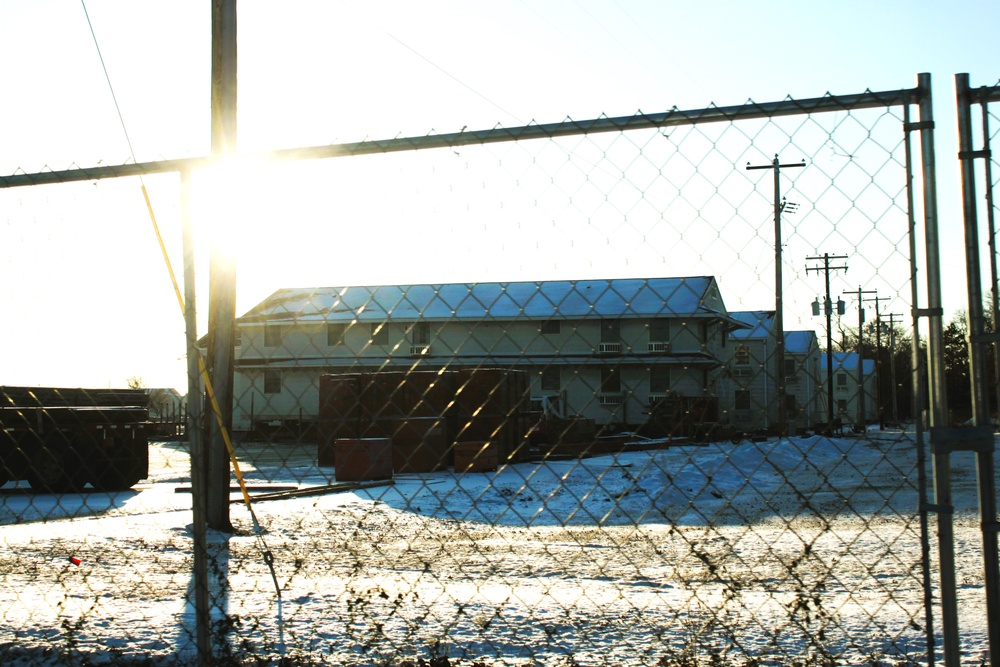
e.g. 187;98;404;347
229;276;750;433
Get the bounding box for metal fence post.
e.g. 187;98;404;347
904;98;937;665
954;71;1000;667
915;71;962;667
182;168;212;666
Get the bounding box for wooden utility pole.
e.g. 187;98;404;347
865;292;890;429
843;285;876;431
206;0;238;532
806;253;848;434
746;155;805;436
885;312;904;425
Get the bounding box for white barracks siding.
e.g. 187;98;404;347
230;277;749;434
725;311;822;433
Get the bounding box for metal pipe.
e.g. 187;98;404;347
957;73;990;436
904;86;936;667
181;168;211;666
955;71;1000;667
982;89;1000;427
0;86;936;191
919;71;960;667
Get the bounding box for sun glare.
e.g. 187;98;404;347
194;157;271;258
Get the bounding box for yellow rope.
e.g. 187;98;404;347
140;183;258;515
88;0;275;589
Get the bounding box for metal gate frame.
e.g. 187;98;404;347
953;72;1000;667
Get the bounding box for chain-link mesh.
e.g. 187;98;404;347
0;81;993;666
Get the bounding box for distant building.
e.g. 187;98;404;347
229;276;749;433
819;352;877;426
785;330;824;431
725;311;821;433
145;387;184;419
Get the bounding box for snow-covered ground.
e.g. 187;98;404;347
0;429;993;666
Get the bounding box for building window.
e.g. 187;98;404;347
264;324;281;348
837;372;848;387
785;393;798;417
735;390;752;411
601;319;621;343
734;344;750;365
410;321;430;346
837;399;848;413
601;366;621;393
784;358;798;383
371;323;389;346
263;370;281;394
541;367;560;392
540;320;560;335
649;319;670;342
327;323;347;347
649;366;671;394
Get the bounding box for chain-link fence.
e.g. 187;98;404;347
0;74;995;666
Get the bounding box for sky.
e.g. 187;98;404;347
0;0;998;391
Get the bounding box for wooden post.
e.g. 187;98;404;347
205;0;238;532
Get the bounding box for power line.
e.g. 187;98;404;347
79;0;138;165
338;0;521;126
609;1;716;103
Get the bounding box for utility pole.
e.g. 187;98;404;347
865;292;891;430
885;312;905;425
206;0;238;532
806;253;848;435
843;286;876;432
747;154;805;436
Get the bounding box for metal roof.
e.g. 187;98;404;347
729;311;774;339
822;353;875;375
726;311;817;354
784;331;818;355
239;276;730;324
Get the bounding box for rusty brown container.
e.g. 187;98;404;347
452;368;531;463
318;374;367;449
319;373;369;420
333;438;393;482
362;371;408;421
364;370;455;420
454;441;499;473
382;416;451;473
399;370;456;418
318;439;336;467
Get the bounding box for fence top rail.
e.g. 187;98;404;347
0;82;923;190
972;83;1000;104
